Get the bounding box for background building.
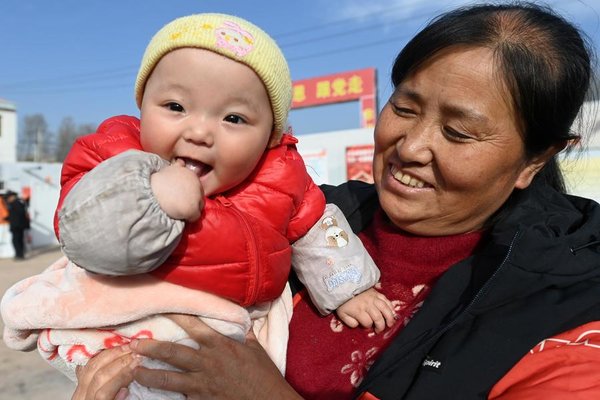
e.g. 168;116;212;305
0;98;17;163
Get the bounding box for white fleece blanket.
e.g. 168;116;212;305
1;256;293;399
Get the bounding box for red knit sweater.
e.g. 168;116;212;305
286;209;484;399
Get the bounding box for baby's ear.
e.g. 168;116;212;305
269;124;293;147
268;134;281;148
514;142;566;189
267;125;283;148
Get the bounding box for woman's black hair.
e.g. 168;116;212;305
391;1;596;193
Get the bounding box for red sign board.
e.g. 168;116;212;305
292;68;377;128
346;144;374;183
359;94;376;128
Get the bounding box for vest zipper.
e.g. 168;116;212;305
424;230;521;345
216;195;260;305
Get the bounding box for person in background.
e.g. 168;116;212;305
3;191;29;260
71;2;600;399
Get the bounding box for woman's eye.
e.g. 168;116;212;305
443;127;473;141
391;103;415;116
165;102;184;112
224;114;246;124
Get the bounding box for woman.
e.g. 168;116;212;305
74;2;600;399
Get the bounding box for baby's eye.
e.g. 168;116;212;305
224;114;246;124
165;102;184;112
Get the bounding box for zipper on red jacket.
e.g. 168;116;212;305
216;195;261;306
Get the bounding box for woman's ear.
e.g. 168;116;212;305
514;141;567;189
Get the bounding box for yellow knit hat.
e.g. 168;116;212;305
135;13;292;145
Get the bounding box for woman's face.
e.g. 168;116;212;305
373;46;542;236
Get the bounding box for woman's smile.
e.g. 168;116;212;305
389;164;431;189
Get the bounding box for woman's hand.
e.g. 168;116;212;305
71;345;140;400
130;314;303;400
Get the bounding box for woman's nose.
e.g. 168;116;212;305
395;121;434;165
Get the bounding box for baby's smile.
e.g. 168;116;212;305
177;157;212;177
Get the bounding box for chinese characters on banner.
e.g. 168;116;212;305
346;144;374;183
291;68;377;128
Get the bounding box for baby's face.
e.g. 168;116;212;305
139;48;273;197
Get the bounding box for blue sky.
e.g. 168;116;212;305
1;0;599;138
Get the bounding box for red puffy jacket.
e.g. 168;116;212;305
55;115;325;306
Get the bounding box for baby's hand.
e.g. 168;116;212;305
336;288;396;333
150;160;204;222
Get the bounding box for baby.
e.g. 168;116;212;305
1;13;394;399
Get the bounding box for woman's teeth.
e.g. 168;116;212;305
391;166;426;188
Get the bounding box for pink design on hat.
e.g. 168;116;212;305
215;21;255;57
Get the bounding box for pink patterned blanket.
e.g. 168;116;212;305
1;256;292;399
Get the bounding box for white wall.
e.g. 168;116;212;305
296;127;374;186
0;100;17;163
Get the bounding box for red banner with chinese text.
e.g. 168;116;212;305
292;68;376;121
